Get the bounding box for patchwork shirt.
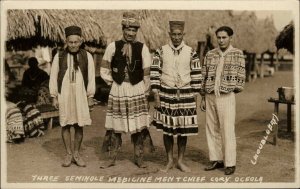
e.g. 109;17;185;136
202;47;246;94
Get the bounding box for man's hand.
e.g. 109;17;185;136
52;97;59;109
154;92;160;108
145;95;150;110
88;97;94;107
194;93;198;102
199;89;206;97
200;96;206;112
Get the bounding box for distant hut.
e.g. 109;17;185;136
229;11;258;81
255;17;279;77
6;9;105;50
276;22;294;54
90;10;167;52
145;10;278;80
5;9;108;83
92;10;237;52
6;9;280;80
139;9;237;63
229;13;278;79
230;11;258;52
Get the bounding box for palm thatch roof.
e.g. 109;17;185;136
230;11;258;52
115;10;277;54
170;10;277;54
6;9;105;45
144;10;235;50
93;10;259;51
254;16;278;53
6;9;165;50
207;11;278;54
6;9;279;54
90;10;166;51
276;22;294;54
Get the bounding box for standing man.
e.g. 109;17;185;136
150;21;202;172
49;26;95;167
100;11;154;169
202;26;245;175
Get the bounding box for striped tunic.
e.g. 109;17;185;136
18;103;45;138
100;41;152;133
202;47;246;94
150;42;202;136
6;101;25;142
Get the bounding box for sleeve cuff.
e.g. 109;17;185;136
152;89;159;93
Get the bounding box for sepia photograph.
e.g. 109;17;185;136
1;0;299;188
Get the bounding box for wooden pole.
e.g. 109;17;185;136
260;53;264;78
197;41;206;66
252;53;258;81
275;51;279;71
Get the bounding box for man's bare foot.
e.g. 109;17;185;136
135;157;147;168
100;160;115;169
177;161;191;172
160;161;174;172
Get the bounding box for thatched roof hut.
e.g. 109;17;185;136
214;11;278;54
126;10;278;54
6;9;166;51
6;9;279;54
230;11;258;53
254;16;278;54
144;10;235;50
6;9;105;49
80;10;237;51
90;10;167;51
276;22;294;54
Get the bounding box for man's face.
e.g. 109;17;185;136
123;27;138;42
66;35;82;53
169;29;184;47
216;31;232;51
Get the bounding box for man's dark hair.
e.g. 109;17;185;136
215;26;234;36
28;57;39;68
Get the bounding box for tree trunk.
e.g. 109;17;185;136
260;53;264;78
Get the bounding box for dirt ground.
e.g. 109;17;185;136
4;71;297;187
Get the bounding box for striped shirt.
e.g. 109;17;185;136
202;47;246;94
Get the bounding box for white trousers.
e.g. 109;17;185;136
205;92;236;167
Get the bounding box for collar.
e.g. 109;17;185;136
169;41;185;51
67;48;80;56
218;45;233;57
169;41;185;55
122;37;136;44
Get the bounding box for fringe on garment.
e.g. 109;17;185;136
101;130;122;156
131;128;155;154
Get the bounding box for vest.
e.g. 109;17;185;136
57;49;88;93
111;40;144;85
160;44;192;88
